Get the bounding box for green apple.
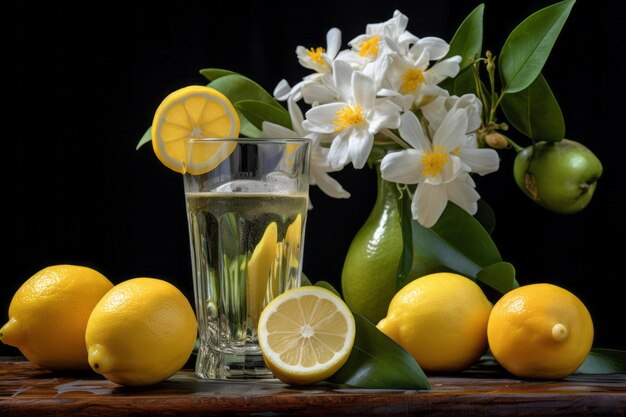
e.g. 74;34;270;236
513;139;603;214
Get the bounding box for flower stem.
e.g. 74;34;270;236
379;128;410;149
506;135;524;153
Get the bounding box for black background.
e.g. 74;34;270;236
8;0;625;358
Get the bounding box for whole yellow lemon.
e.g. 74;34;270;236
85;278;197;386
0;265;113;370
487;283;593;379
377;272;492;372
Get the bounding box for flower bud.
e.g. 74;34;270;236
485;133;508;149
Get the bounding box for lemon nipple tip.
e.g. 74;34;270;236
551;323;568;342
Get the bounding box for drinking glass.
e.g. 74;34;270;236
184;138;311;379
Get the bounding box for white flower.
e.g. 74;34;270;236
337;10;417;68
384;47;461;110
262;98;350;200
296;27;341;74
302;61;402;169
422;94;500;175
380;110;480;227
274;28;342;102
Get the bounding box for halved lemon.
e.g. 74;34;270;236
258;286;355;385
151;85;240;174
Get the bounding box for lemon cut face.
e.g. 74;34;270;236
258;286;355;385
151;85;240;174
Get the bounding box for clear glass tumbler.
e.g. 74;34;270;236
183;138;311;379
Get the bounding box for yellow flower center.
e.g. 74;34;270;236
401;68;425;94
334;105;365;131
421;145;449;177
306;47;326;66
358;35;380;57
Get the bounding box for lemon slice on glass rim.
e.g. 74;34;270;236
151;85;240;174
258;286;355;385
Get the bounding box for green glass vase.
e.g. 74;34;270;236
341;147;444;324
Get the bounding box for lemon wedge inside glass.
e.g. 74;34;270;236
151;85;240;174
258;286;355;385
247;222;278;327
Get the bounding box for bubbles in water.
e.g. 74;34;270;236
215;173;297;193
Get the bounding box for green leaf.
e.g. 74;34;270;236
136;126;152;150
475;199;496;235
476;262;518;293
301;273;313;286
410;202;502;279
199;68;238;82
235;100;291;131
208;74;284;110
577;349;626;374
240;119;264;138
328;313;430;390
499;0;575;93
501;73;565;142
445;3;484;70
315;280;341;297
207;74;284;138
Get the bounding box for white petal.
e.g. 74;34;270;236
296;46;319;72
349;33;371;48
287;98;305;135
304;102;346;133
413;49;430;69
328;132;350;169
427;56;461;83
412;182;448;228
434;108;468;150
398;111;431;152
452;94;483;133
441;154;463;183
274;79;292;101
326;27;342;58
446;175;480;215
369;100;401;132
418;84;448;98
421;95;448;132
393;94;419;112
312;170;351;198
333;60;354;101
460;147;500;175
352;71;375;110
392;10;409;32
361;54;390;90
349;128;373;169
335;50;366;71
416;37;450;60
262;121;297;138
397;31;419;50
380;150;423;184
302;82;338;105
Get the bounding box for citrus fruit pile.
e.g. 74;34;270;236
1;265;197;387
86;277;197;386
0;265;113;371
377;273;492;372
374;272;593;379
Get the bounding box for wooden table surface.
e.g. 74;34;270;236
1;357;625;416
